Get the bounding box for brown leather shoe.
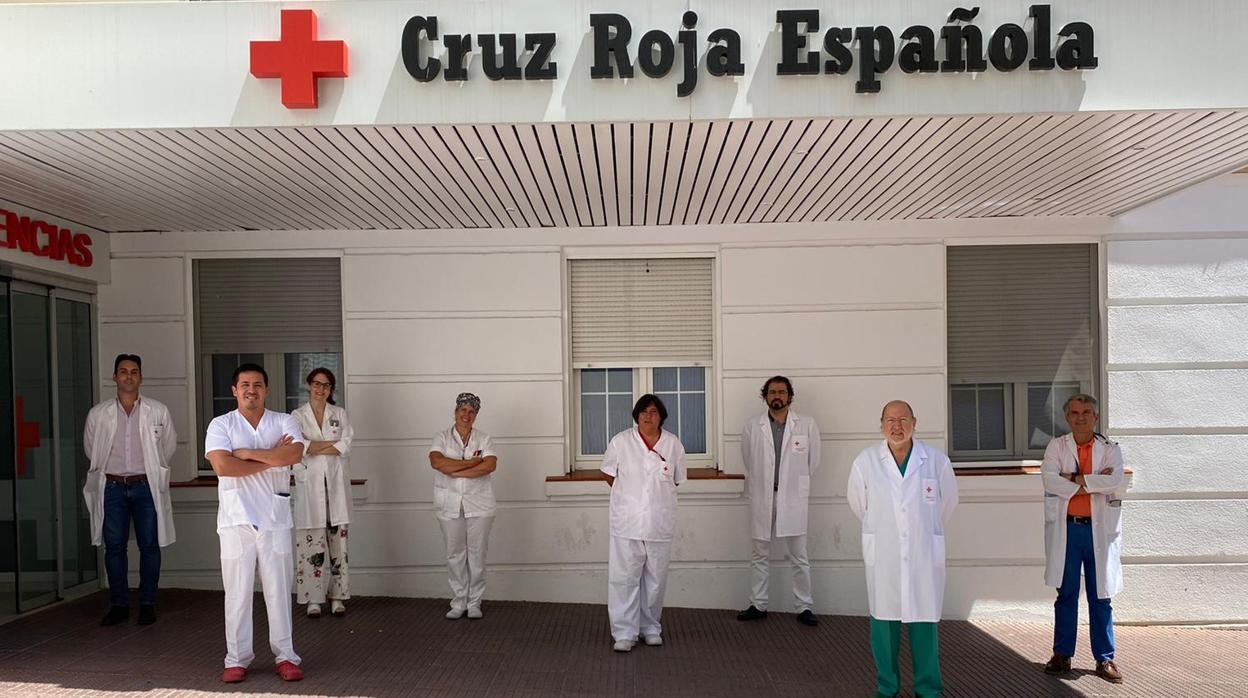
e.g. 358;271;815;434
1096;660;1123;683
1043;653;1071;675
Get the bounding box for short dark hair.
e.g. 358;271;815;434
631;393;669;426
306;367;337;405
113;353;142;374
232;362;268;386
760;375;794;399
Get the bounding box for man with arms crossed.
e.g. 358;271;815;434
1042;394;1126;684
738;376;821;626
83;353;177;626
204;363;306;683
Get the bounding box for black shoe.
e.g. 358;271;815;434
137;605;157;625
797;610;819;627
100;606;129;626
736;605;768;621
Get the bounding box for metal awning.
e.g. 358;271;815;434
3;110;1248;233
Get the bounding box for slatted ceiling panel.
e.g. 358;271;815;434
940;114;1076;220
657;121;688;225
4;111;1248;233
756;118;846;223
967;112;1129;219
345;127;443;229
723;120;781;224
525;124;572;227
933;114;1060;220
825;117;927;221
382;126;474;228
1067;112;1248;216
1098;119;1248;216
906;115;1030;220
569;257;713;365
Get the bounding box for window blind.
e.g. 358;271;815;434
195;258;343;354
570;258;713;365
947;245;1095;384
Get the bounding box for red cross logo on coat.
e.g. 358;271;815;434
250;9;349;109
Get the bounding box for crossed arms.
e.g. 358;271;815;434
430;451;497;479
207;434;305;477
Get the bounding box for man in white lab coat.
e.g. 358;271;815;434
83;353;177;627
848;400;958;698
205;363;307;684
1041;393;1126;684
738;376;821;626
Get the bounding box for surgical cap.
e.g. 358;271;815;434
456;392;481;412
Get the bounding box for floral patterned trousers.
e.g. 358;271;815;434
295;524;350;604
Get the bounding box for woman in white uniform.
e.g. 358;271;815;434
291;367;354;618
602;394;687;653
429;392;499;619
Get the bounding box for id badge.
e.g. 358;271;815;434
922;478;939;503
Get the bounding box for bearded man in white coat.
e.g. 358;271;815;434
83;353;177;627
738;375;821;626
205;363;307;684
1041;394;1126;684
848;400;958;698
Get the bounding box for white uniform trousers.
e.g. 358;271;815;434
749;499;813;613
438;509;495;612
219;525;300;669
608;535;673;642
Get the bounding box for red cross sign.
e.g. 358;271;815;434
15;396;40;477
250;9;348;109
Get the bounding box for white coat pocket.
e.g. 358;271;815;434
922;478;939;504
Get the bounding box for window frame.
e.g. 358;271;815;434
945;242;1102;464
571;363;715;470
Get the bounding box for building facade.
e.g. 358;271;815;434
1;0;1246;623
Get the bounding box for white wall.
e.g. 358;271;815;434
94;177;1248;623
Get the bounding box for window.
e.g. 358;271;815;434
193;258;344;470
569;258;714;467
946;245;1098;460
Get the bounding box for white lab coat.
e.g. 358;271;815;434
1040;433;1127;599
847;439;958;623
291;402;354;528
601;429;688;541
742;410;821;540
82;397;178;547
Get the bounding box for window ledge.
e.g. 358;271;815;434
545;468;743;499
174;476;367;487
171;476;369;505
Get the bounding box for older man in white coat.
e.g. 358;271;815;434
1041;394;1126;684
83;353;177;627
848;400;957;698
738;375;821;626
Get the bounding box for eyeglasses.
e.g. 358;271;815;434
310;381;333;389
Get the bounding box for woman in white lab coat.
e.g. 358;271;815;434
291;367;354;618
602;394;687;653
847;400;958;698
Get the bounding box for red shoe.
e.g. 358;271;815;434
275;660;304;681
220;667;246;683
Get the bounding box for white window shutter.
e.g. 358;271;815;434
570;258;713;365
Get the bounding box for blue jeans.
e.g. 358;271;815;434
1053;519;1114;661
103;479;160;607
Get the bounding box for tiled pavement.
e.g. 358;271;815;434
0;589;1243;697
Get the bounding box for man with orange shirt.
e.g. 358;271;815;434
1040;394;1127;684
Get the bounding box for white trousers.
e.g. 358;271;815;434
438;511;495;611
608;535;672;642
219;525;299;669
749;500;813;612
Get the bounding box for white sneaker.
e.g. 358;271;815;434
306;603;322;618
643;634;662;646
445;608;465;620
612;639;634;653
331;600;346;616
467;607;483;620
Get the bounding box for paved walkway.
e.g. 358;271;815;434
0;590;1242;697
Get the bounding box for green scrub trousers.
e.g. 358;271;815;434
869;618;942;697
